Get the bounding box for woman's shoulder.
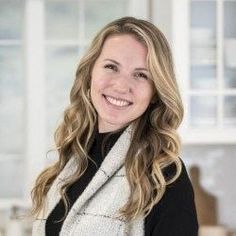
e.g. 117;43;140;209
144;159;198;235
151;159;195;211
164;159;194;198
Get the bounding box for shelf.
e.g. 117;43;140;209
191;60;216;66
224;66;236;70
0;198;30;210
187;89;236;95
192;0;236;2
0;40;22;46
191;0;217;2
180;127;236;144
223;118;236;126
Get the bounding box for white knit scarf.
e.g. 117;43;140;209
32;126;144;235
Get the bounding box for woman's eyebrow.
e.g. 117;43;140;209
103;58;120;65
103;58;148;71
135;68;148;72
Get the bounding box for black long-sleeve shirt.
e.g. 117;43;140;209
46;131;198;235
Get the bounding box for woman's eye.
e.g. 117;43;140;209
104;64;118;72
134;72;148;80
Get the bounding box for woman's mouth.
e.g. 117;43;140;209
103;95;132;107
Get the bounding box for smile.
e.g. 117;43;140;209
103;95;132;107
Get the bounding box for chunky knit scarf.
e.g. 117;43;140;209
32;126;144;235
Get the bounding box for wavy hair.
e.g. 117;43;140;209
31;16;184;221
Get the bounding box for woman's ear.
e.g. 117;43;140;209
87;88;91;101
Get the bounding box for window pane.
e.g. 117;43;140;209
190;96;217;127
224;2;236;88
45;1;79;40
0;46;25;153
190;1;217;87
224;68;236;88
224;1;236;39
45;46;79;146
0;157;25;198
190;65;217;89
191;1;216;29
0;1;24;39
84;0;128;39
223;96;236;126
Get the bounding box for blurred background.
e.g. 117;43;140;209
0;0;235;235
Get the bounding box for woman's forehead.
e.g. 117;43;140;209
98;34;148;66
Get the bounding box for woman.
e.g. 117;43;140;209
31;17;198;235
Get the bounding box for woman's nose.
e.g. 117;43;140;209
113;74;132;93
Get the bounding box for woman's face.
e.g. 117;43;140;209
90;34;154;133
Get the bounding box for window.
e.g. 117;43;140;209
0;0;25;199
0;0;149;207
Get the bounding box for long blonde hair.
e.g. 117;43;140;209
31;16;184;221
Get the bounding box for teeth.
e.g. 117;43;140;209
105;96;130;107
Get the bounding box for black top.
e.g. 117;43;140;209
46;131;198;236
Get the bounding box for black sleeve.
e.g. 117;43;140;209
145;160;199;236
151;207;198;236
